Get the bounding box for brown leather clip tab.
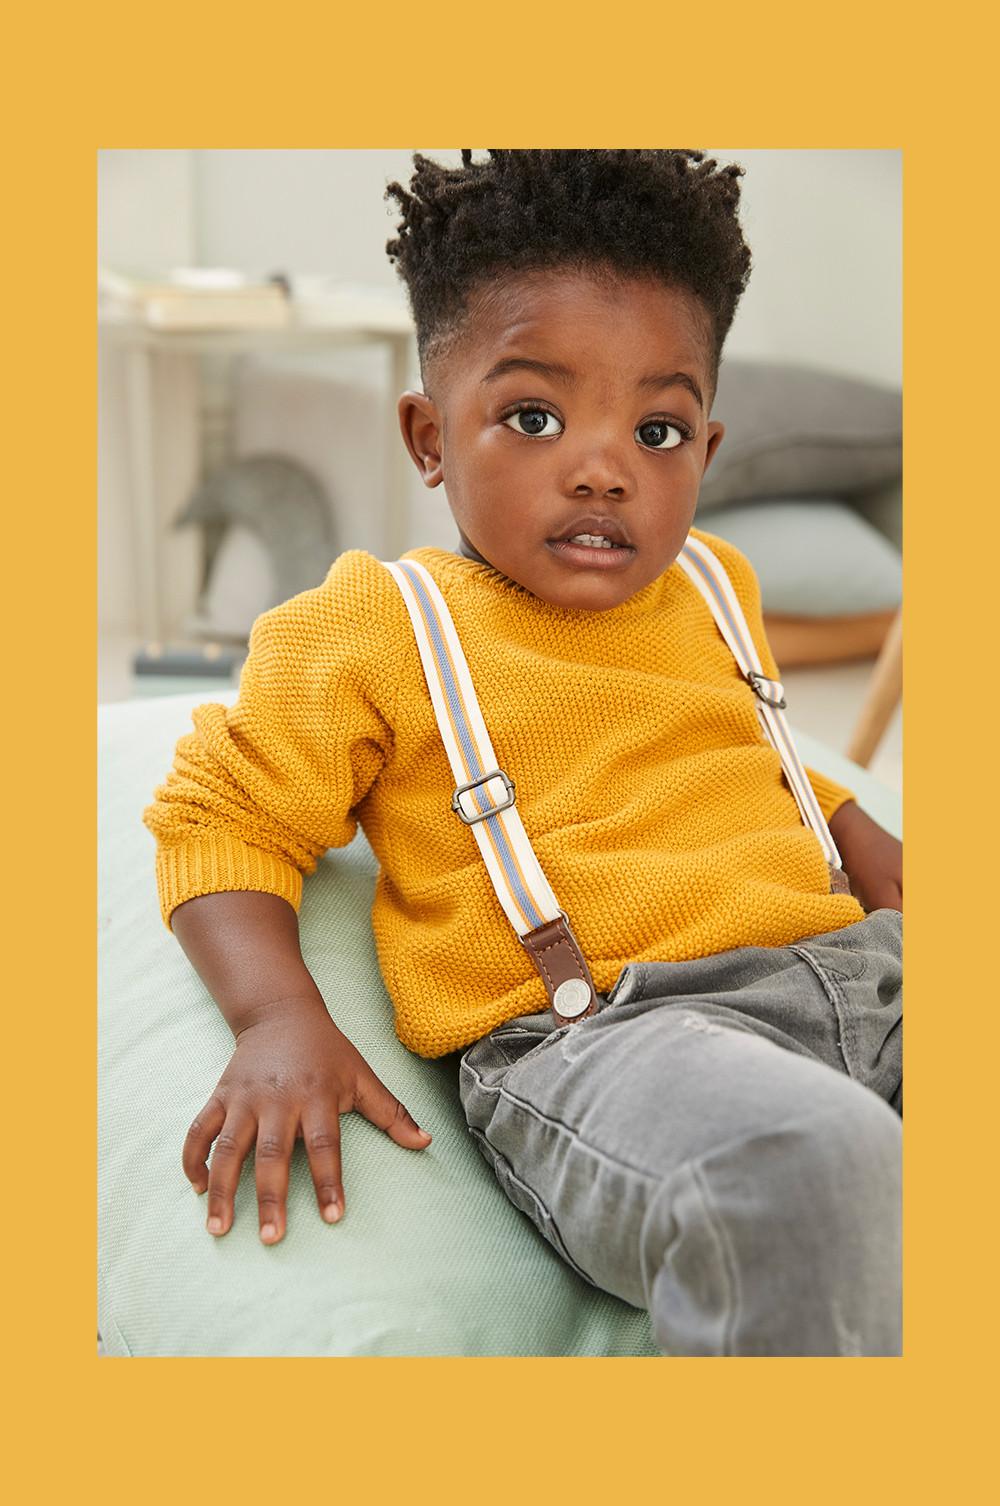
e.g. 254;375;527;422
520;914;599;1023
828;861;852;895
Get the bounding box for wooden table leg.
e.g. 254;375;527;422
845;605;902;767
123;343;163;643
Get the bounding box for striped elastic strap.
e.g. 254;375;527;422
674;534;844;871
384;559;559;935
384;558;598;1021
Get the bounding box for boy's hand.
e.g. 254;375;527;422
183;998;432;1245
828;800;902;914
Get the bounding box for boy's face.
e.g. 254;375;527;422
399;267;725;611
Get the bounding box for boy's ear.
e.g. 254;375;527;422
702;420;725;476
398;391;444;488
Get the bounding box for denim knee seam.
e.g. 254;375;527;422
646;1157;742;1356
648;1098;900;1354
688;1158;741;1353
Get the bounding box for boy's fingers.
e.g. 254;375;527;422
300;1105;344;1222
353;1071;431;1149
254;1112;297;1245
205;1104;257;1236
183;1095;227;1193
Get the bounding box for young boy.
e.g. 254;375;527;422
144;149;903;1357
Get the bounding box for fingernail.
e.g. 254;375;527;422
260;1223;277;1241
207;1217;222;1234
419;1129;432;1141
323;1201;342;1223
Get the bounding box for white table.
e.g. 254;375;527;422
99;295;416;642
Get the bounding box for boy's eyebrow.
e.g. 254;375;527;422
481;356;703;410
481;357;577;386
638;371;704;410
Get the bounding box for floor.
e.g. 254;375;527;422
780;659;902;794
98;632;902;794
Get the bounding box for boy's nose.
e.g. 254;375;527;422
561;439;634;500
573;480;626;499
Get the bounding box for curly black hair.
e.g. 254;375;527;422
385;149;752;406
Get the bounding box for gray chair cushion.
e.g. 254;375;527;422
700;360;902;508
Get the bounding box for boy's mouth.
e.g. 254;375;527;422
546;515;636;570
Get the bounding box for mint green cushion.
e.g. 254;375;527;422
99;692;900;1356
697;499;902;618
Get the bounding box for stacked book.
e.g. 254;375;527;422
98;265;291;330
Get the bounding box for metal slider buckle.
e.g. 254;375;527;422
746;670;787;710
452;768;516;825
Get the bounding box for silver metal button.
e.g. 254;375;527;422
553;979;592;1018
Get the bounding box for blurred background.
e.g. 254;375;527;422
97;149;902;788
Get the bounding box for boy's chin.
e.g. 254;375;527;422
527;567;650;613
454;537;665;611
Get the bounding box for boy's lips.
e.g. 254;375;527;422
549;515;632;547
547;514;636;570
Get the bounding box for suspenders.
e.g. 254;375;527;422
675;534;847;873
383;557;598;1021
384;538;850;1025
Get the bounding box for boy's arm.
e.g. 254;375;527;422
142;551;396;930
827;798;902;912
145;553;430;1245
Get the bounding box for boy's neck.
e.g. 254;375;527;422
454;534;493;568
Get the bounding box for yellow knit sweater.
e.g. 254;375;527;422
143;528;865;1057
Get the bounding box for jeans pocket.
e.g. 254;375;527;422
459;1023;561;1128
489;1022;544;1048
605;961;646;1008
792;940;868;983
790;937;902;1103
462;1023;541;1081
467;1126;595;1287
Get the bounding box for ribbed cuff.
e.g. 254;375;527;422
156;833;303;931
804;765;857;824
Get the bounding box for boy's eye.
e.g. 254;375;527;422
502;408;564;438
635;419;685;450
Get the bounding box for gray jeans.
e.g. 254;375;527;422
459;907;902;1357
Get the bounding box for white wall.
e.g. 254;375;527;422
191;147;901;386
706;148;901;388
98;151;201;635
192;149;420;288
99;149;901;637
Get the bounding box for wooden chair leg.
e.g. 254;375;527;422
845;606;903;767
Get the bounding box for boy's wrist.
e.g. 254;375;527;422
231;990;331;1041
170;890;325;1041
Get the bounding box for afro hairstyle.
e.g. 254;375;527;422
385;148;752;405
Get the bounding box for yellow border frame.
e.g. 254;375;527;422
6;3;992;1496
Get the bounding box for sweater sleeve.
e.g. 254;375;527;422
142;550;399;930
693;527;857;824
